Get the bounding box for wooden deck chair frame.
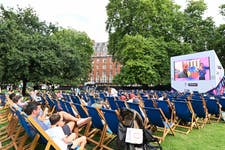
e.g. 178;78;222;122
144;107;175;143
191;99;210;128
27;116;61;150
205;99;222;122
173;100;198;134
65;102;77;117
156;100;175;122
106;97;118;110
85;106;114;150
44;94;56;114
115;100;127;109
15;110;41;150
72;103;91;136
101;108;120;146
126;102;147;126
0;108;19;150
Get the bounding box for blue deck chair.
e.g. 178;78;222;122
173;101;197;134
206;99;222;122
72;103;89;118
218;97;225;111
101;109;119;146
127;102;145;122
59;99;70;113
27;116;61;150
0;107;19;150
99;92;106;100
101;108;120;134
15;110;40;150
156;100;174;121
71;95;81;104
85;106;113;150
143;99;156;108
106;96;118;110
62;94;72;102
65;102;77;117
53;99;62;112
144;107;175;142
191;99;210;127
45;94;55;113
115;100;127;109
71;103;91;136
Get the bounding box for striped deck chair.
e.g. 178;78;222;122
173;101;198;134
144;107;175;142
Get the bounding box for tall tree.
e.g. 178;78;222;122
0;6;93;95
106;0;194;85
51;29;94;85
182;0;216;51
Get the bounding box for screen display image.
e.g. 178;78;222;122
174;57;210;81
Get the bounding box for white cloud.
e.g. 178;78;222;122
1;0;224;42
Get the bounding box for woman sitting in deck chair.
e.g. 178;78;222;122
46;113;87;150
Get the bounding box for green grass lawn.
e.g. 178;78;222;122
161;122;225;150
84;122;225;150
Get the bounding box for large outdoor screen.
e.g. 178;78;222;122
174;57;210;81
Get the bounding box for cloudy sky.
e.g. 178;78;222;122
1;0;224;42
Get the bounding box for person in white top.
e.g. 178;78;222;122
46;113;87;150
109;87;118;97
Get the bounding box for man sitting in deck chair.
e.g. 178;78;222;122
46;113;87;150
24;101;91;134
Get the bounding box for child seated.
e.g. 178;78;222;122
46;113;87;150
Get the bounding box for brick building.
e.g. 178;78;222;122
89;42;121;85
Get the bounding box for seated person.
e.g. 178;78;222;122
24;101;91;132
46;113;87;150
12;95;28;111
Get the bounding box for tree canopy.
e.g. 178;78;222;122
0;5;94;94
106;0;224;86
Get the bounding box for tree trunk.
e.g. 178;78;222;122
22;78;27;96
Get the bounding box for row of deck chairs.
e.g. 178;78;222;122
105;95;224;142
39;93;162;149
0;103;62;150
42;92;223;145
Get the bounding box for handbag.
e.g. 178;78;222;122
125;128;143;144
